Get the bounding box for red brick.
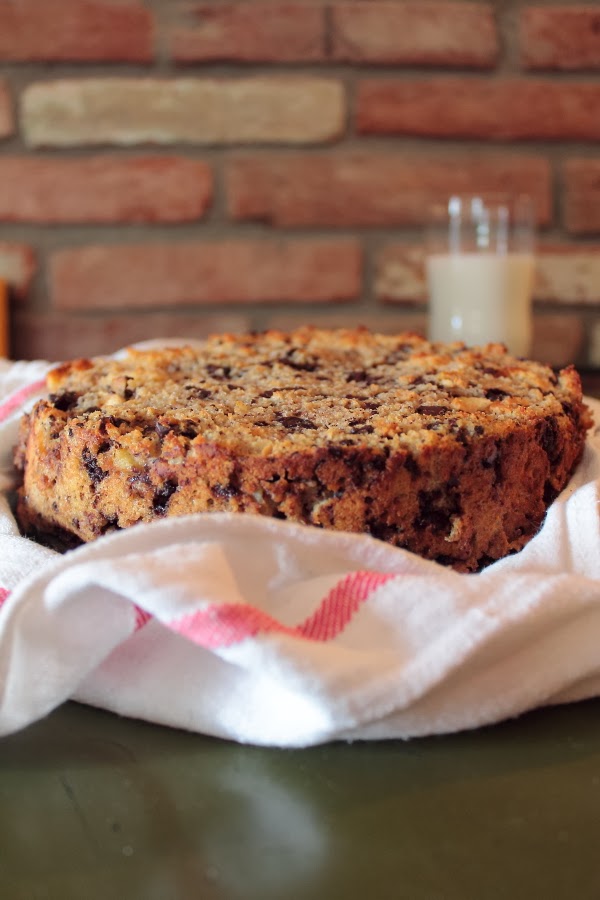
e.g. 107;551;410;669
0;243;36;298
227;153;551;227
357;78;600;141
170;2;324;63
563;159;600;234
0;157;212;224
0;0;153;62
332;1;498;67
520;7;600;70
11;311;251;362
529;315;585;368
50;240;363;310
0;81;13;139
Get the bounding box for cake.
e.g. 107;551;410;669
13;327;592;572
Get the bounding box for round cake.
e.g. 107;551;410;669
13;327;592;572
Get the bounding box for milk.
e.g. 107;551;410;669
426;252;535;356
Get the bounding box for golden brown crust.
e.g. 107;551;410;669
13;327;592;572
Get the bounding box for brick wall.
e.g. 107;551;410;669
1;0;600;366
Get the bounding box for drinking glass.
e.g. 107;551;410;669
425;194;535;356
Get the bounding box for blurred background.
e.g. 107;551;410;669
0;0;598;366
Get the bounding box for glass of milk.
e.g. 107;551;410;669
425;194;535;356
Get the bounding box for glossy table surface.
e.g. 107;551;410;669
2;698;600;900
2;373;600;900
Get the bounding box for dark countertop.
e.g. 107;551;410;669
2;699;600;900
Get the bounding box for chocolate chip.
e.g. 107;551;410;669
81;448;107;486
540;416;561;462
49;391;79;412
384;346;412;363
485;388;508;401
186;387;212;400
543;480;560;505
206;364;232;380
100;516;120;534
416;488;461;533
417;405;448;416
367;521;399;542
370;454;387;472
158;419;197;439
152;480;178;514
276;415;317;431
451;425;470;446
346;370;380;384
405;455;420;477
106;416;128;428
212;482;239;500
561;400;574;417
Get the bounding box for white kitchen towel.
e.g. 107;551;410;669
1;357;600;747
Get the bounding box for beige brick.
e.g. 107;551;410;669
22;78;345;147
170;2;324;63
50;239;362;310
535;247;600;304
227;153;551;226
0;156;212;223
11;311;251;362
0;0;153;63
375;246;427;304
332;1;498;67
0;243;36;298
564;159;600;235
376;244;600;305
357;78;600;140
520;6;600;70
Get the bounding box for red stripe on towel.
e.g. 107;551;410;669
133;604;153;631
167;570;395;648
0;380;46;423
0;587;9;607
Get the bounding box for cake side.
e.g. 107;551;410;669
13;327;592;572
